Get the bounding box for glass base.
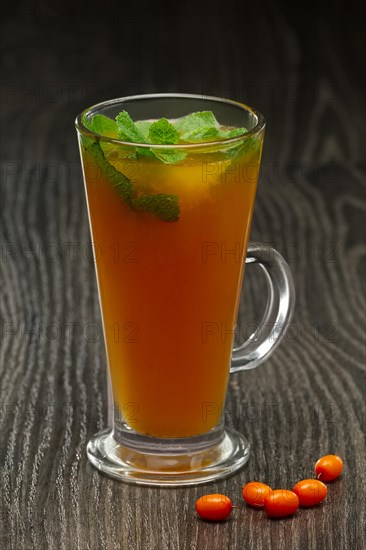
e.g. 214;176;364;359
86;428;250;486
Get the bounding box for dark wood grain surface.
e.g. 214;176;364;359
1;0;365;549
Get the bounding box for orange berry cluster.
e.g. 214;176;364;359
195;454;343;521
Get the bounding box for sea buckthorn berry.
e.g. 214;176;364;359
315;454;343;482
293;479;328;507
195;494;233;521
264;489;299;518
242;482;273;508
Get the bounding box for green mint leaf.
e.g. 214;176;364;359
82;113;92;130
86;141;133;203
83;113;121;159
115;112;155;159
241;136;260;153
81;113;95;147
135;120;153;139
148;118;179;145
222;143;244;160
181;126;218;142
115;111;146;143
216;127;247;139
152;149;187;164
138;117;185;163
135;148;157;160
174;112;248;144
222;136;260;161
174;111;219;134
90;114;118;137
81;138;180;221
112;113;183;163
132;194;180;222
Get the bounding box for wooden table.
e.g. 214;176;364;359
1;1;365;548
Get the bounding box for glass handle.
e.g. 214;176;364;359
231;243;295;373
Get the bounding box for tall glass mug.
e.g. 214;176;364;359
75;94;295;486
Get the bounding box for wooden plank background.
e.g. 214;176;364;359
1;0;365;548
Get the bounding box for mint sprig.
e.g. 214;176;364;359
148;118;179;144
217;127;248;139
116;111;146;143
86;141;133;203
180;126;218;142
97;109;254;160
174;111;219;134
89;114;118;137
135;120;152;139
132;194;180;222
115;113;186;164
173;111;252;155
149;119;187;163
81;115;180;222
80;108;259;222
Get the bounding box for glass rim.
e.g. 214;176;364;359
75;93;266;150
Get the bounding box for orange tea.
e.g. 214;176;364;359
80;111;262;438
